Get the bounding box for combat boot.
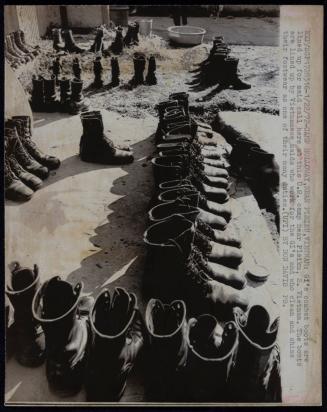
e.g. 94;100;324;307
12;116;61;170
5;157;34;201
110;26;124;55
59;77;72;112
32;277;93;396
8;155;43;191
110;57;120;87
146;55;157;85
129;52;146;87
123;23;134;47
79;113;134;164
13;30;34;59
145;299;188;401
158;188;232;220
222;57;251;90
6;34;25;63
5;124;49;180
5;39;21;69
244;147;279;192
6;263;45;366
62;29;86;53
230;305;281;401
131;21;139;45
86;288;144;401
149;198;229;231
69;78;89;114
9;33;30;63
52;28;65;52
92;56;103;88
30;75;45;112
72;57;82;80
44;76;59;112
184;314;239;401
19;30;40;55
89;28;104;53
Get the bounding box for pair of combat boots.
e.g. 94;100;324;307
30;75;88;114
52;28;86;53
6;265;144;401
145;298;281;402
5;30;41;70
190;35;251;91
91;56;120;88
129;52;157;87
5;116;60;202
110;23;139;55
79;111;134;165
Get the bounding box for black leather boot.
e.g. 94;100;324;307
52;57;61;85
72;57;82;80
69;78;89;114
129;52;146;87
59;77;72;113
52;28;65;52
30;75;45;112
86;288;144;401
63;29;85;53
230;305;281;401
146;56;157;85
92;56;103;88
123;23;134;47
110;57;120;87
222;57;251;90
6;263;45;366
184;314;239;401
145;299;188;401
79;113;134;164
44;75;59;112
32;277;93;396
89;28;104;53
110;26;124;55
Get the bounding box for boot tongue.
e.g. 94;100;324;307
109;287;132;335
43;277;75;319
190;315;224;358
11;267;36;291
244;305;273;346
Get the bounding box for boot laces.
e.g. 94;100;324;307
5;159;19;184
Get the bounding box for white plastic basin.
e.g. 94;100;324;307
167;25;206;46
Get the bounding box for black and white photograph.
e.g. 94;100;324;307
3;4;323;406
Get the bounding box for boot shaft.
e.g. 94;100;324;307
71;78;84;101
185;316;239;401
59;77;72;99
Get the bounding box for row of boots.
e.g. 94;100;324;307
211;113;280;228
91;52;157;89
52;28;86;53
30;75;88;115
5;116;61;202
145;93;269;309
189;35;251;91
5;31;41;70
6;264;281;402
89;23;139;56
